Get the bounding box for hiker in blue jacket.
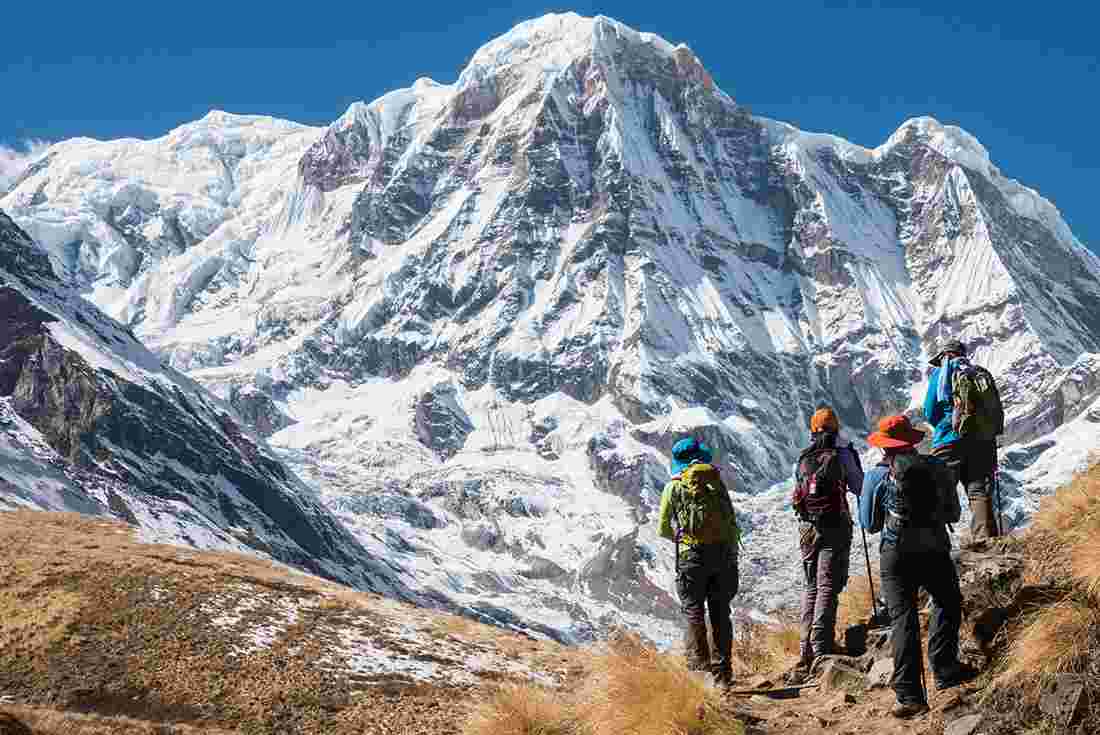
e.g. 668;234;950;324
923;338;1001;541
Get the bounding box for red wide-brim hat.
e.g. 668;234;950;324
868;415;926;448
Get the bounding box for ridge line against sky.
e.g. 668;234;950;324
2;1;1096;251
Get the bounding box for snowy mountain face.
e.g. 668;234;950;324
0;211;416;601
4;12;1100;643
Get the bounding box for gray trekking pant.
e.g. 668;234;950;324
798;519;853;662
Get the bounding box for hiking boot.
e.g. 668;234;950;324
684;620;711;672
783;663;812;685
890;700;929;719
935;662;980;690
708;666;734;689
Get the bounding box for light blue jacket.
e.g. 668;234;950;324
924;362;961;449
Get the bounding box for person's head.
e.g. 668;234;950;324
670;436;713;476
929;338;968;367
810;406;840;436
867;415;925;455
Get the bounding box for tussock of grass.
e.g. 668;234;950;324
1032;457;1100;541
1070;538;1100;603
464;635;743;735
729;615;800;675
998;598;1100;685
462;683;576;735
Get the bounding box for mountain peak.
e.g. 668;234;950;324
456;13;718;96
882;116;993;174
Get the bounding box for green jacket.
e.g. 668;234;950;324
658;476;741;547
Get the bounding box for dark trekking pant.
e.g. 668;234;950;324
677;542;739;682
933;439;998;539
798;519;852;661
880;538;962;704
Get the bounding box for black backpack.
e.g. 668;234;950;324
793;444;847;520
888;453;960;527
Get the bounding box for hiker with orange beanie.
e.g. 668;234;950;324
785;407;864;684
859;415;977;719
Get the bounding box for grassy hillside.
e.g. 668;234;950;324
0;511;583;734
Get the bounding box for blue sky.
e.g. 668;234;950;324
3;1;1097;250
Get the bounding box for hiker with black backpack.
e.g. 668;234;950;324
785;407;864;685
860;415;979;719
924;338;1006;542
658;437;741;688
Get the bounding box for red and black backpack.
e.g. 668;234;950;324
792;439;848;521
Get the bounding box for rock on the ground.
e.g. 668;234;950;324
1039;673;1087;726
867;658;893;688
945;713;983;735
818;660;867;693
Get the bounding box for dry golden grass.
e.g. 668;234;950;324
465;635;744;735
729;616;800;675
1030;458;1100;600
1033;460;1100;539
462;683;577;735
837;573;881;630
998;598;1100;684
1070;539;1100;601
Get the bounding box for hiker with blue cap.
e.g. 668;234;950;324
923;337;1006;542
658;436;741;687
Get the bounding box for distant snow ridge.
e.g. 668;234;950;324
4;12;1100;643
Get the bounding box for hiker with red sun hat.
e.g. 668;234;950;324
859;415;978;719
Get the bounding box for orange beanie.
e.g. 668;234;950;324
810;407;840;434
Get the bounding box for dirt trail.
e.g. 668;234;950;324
731;677;984;735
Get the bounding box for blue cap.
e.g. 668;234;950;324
670;436;713;476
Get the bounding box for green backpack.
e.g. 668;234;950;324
672;463;740;546
951;364;1005;441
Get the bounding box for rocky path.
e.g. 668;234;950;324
732;677;986;735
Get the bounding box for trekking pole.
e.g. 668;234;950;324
860;526;879;622
854;491;880;623
917;633;929;706
994;444;1005;536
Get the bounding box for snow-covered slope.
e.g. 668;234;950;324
4;12;1100;642
0;211;411;600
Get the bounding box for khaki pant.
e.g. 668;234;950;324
933;439;999;539
798;520;852;662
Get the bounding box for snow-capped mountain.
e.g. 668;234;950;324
4;13;1100;642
